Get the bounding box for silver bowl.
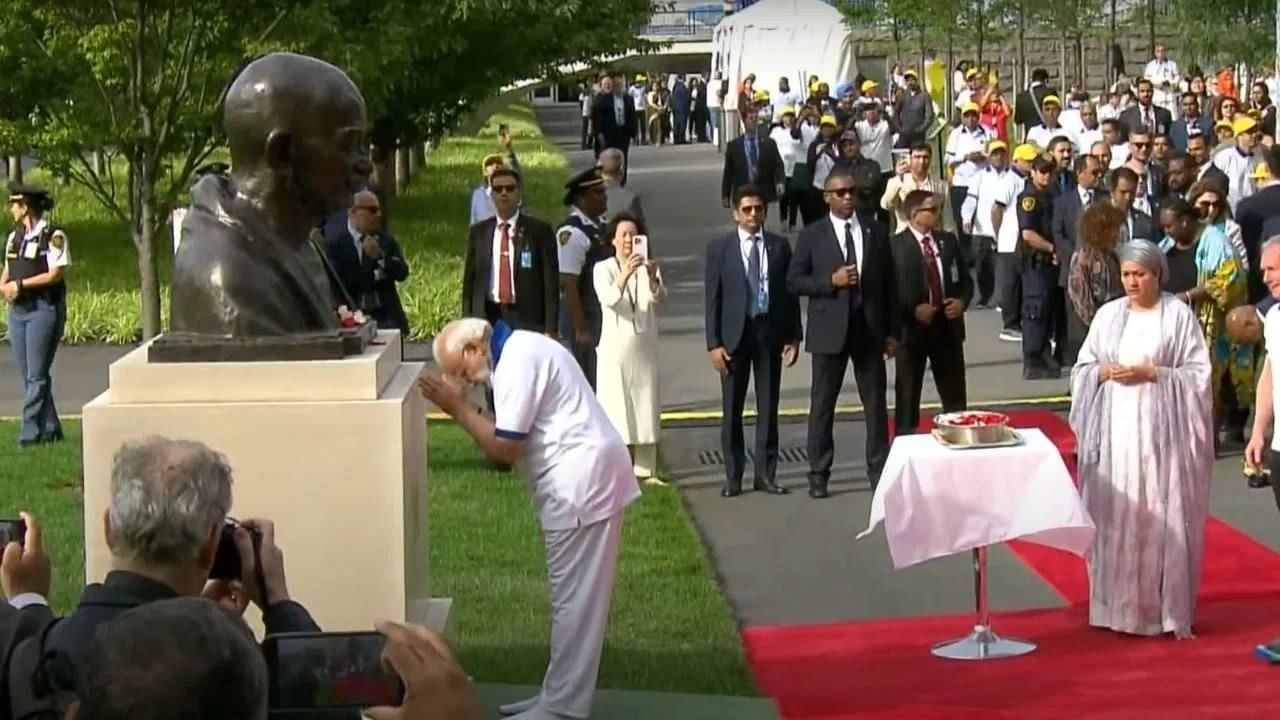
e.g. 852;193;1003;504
932;411;1011;446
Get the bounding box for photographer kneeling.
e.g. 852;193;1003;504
9;436;319;718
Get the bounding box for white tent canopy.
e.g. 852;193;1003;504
711;0;858;111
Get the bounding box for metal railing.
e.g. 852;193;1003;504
641;7;725;37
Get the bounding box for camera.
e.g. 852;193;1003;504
209;518;262;581
0;519;25;547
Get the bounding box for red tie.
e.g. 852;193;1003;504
921;235;944;309
498;222;514;304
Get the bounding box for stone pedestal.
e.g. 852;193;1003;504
81;331;452;636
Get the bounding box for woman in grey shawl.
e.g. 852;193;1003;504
1070;239;1214;638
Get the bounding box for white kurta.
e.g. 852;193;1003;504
593;257;663;445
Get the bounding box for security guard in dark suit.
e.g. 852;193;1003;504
556;167;611;388
2;185;68;446
1016;155;1061;380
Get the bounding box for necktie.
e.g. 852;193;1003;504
921;235;944;308
746;136;758;180
844;222;858;268
747;236;767;316
1144;108;1152;130
498;222;514;304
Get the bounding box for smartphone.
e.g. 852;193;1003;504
264;632;404;710
0;519;24;547
498;122;510;136
208;518;261;581
632;234;649;261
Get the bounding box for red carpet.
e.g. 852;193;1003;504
743;410;1280;719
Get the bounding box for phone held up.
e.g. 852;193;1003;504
0;518;25;547
209;518;262;581
263;631;405;712
631;234;649;262
498;122;510;137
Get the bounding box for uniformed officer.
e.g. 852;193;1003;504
1;185;69;446
1015;155;1060;380
556;167;611;389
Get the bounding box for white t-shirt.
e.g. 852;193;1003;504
492;331;641;530
1267;303;1280;452
964;167;1006;238
994;171;1027;253
855;119;894;173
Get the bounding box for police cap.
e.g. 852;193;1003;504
7;183;54;212
563;166;605;206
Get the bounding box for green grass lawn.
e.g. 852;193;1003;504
9;102;568;344
0;420;757;696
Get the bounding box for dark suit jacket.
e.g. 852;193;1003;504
1128;209;1155;243
1236;185;1280;302
704;230;802;354
593;93;636;151
1169;115;1211;149
787;214;899;355
1119;104;1173;137
722;135;785;204
1014;84;1055;134
322;227;411;333
890;229;973;342
462;213;559;332
1052;188;1101;286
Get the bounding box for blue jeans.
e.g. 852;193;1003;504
9;297;65;444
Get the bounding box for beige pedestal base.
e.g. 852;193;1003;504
81;331;452;636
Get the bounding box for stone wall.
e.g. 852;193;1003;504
851;28;1184;96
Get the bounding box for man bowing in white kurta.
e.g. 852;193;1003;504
419;317;641;720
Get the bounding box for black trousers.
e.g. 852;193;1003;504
1051;285;1069;365
997;252;1022;331
1021;263;1057;369
806;314;889;489
1063;298;1089;368
973;234;997;304
720;316;783;488
1269;450;1280;513
800;187;825;226
949;185;970;251
779;183;802;228
874;172;893;228
581;117;591;149
894;322;967;434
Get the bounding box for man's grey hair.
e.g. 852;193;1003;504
77;597;267;720
108;437;233;565
432;318;492;366
1262;236;1280;257
598;148;625;177
1116;239;1169;282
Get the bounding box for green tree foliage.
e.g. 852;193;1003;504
0;0;658;340
1167;0;1274;69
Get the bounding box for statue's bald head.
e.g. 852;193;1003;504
221;53;371;217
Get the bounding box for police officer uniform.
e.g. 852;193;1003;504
1015;179;1059;379
3;185;69;446
556;168;611;389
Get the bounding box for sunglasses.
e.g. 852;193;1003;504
825;187;855;198
491;184;519;194
739;204;766;214
1131;141;1150;148
1196;200;1221;209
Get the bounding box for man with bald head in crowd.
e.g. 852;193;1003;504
322;189;411;333
171;52;373;336
598;148;644;224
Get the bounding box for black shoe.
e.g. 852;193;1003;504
807;480;830;499
721;483;743;498
753;480;790;495
1248;471;1272;489
491;461;513;472
1023;366;1061;380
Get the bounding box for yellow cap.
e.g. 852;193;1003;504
988;140;1009;154
481;153;505;170
753;89;768;101
820;114;837;126
1012;144;1040;162
961;101;980;115
860;79;879;93
903;69;918;78
1041;94;1062;107
781;105;796;116
1233;115;1259;135
965;68;980;80
1252;163;1272;179
1215;119;1234;131
635;74;646;81
809;81;821;93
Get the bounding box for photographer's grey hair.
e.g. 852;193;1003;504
109;437;233;565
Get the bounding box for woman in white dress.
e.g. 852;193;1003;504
593;213;666;485
1070;240;1214;638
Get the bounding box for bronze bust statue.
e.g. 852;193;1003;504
169;52;373;338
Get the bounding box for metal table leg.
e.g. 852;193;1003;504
930;546;1037;660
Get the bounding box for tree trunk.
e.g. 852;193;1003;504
369;143;397;228
1060;31;1068;92
6;156;20;183
407;145;418;180
1147;0;1156;58
135;197;162;340
976;0;985;67
946;41;955;123
395;145;411;195
1074;34;1085;95
1016;2;1027;101
93;150;107;176
412;142;426;172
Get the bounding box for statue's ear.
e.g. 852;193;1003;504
265;129;293;173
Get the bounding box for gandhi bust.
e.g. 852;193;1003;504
170;52;372;337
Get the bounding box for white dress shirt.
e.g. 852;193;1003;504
737;227;770;284
856;119;894;173
1027;123;1079;152
1077;127;1103;153
908;226;945;302
490;211;521;303
828;213;865;269
1213;145;1262;210
963;166;1007;238
994;171;1027;253
944;124;991;187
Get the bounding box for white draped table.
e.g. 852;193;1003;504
857;428;1095;660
